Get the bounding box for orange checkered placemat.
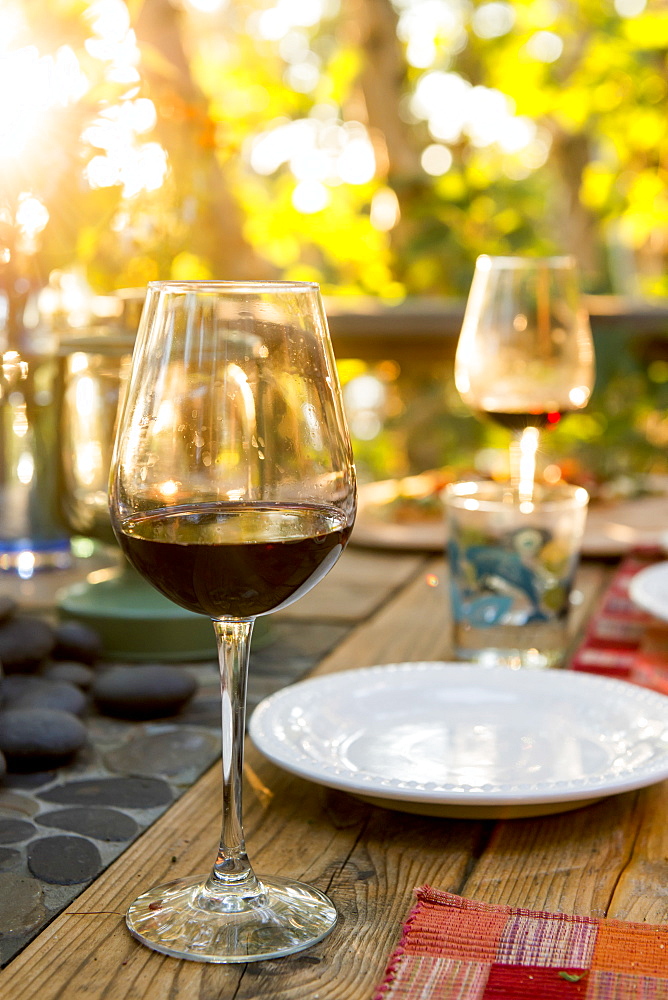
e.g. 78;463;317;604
374;888;668;1000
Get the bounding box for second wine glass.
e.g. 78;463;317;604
109;280;356;963
454;255;595;490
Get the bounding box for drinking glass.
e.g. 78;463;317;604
108;280;357;962
454;255;595;491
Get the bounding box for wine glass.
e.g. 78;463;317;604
454;255;595;492
108;280;356;963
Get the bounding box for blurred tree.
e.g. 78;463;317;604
1;0;668;300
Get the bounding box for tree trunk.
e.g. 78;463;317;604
132;0;271;280
340;0;422;181
549;129;602;285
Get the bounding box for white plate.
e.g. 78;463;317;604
249;662;668;819
629;561;668;622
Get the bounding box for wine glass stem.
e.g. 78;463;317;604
510;428;539;499
197;617;263;911
509;437;521;490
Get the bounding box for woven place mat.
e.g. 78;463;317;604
571;551;668;694
374;888;668;1000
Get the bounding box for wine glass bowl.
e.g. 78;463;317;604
108;280;356;962
455;255;595;433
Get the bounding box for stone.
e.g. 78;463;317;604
0;873;45;935
27;834;102;885
0;708;88;771
92;665;197;720
0;616;55;673
2;675;87;716
103;728;219;782
39;775;173;810
36;806;138;842
0;818;35;844
3;771;57;790
0;789;40;817
175;694;222;728
52;621;103;665
0;847;21;871
41;661;94;690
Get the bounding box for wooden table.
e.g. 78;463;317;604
2;547;667;1000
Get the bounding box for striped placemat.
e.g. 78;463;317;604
571;552;668;694
374;888;668;999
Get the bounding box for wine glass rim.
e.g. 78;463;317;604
476;254;577;270
146;279;321;293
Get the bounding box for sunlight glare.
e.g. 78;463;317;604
250;116;376;188
337;137;376;184
292;180;330;213
0;5;23;49
421;143;453;175
0;46;88;162
498;117;535;154
518;426;539;502
15;195;49;241
525;31;563;62
85;0;131;43
285;58;320;93
472;2;515;38
256;0;328;38
185;0;229;11
370;188;401;231
159;480;180;498
412;69;540;163
466;87;514;146
258;8;289;40
397;1;467;68
569;386;591;407
615;0;646;14
17;551;35;580
17;451;34;485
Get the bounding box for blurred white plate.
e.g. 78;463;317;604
352;477;668;557
249;662;668;819
629;561;668;622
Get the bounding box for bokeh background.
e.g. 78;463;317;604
2;0;668;487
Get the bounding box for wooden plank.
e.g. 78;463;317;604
608;779;668;924
306;556;611;676
567;558;613;637
460;790;645;917
311;557;452;674
276;547;424;622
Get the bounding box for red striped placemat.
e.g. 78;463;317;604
374;888;668;999
571;552;668;694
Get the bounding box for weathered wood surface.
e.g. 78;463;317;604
3;552;664;1000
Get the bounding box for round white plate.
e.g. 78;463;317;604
249;662;668;819
629;561;668;622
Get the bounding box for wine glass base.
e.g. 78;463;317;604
126;873;337;963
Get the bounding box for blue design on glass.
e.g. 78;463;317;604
451;586;513;626
464;545;549;622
